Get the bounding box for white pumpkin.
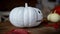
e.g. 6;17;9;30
47;11;60;22
9;3;43;27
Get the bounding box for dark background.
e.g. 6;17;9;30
0;0;37;11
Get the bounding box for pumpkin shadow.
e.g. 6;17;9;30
16;22;44;29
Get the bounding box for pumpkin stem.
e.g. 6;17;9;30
54;10;56;13
25;3;28;7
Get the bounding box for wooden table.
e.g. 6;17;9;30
0;20;60;34
0;21;43;34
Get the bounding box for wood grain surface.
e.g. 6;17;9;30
0;21;43;34
0;20;60;34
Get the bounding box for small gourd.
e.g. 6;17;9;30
47;10;60;22
47;12;52;21
9;3;43;27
